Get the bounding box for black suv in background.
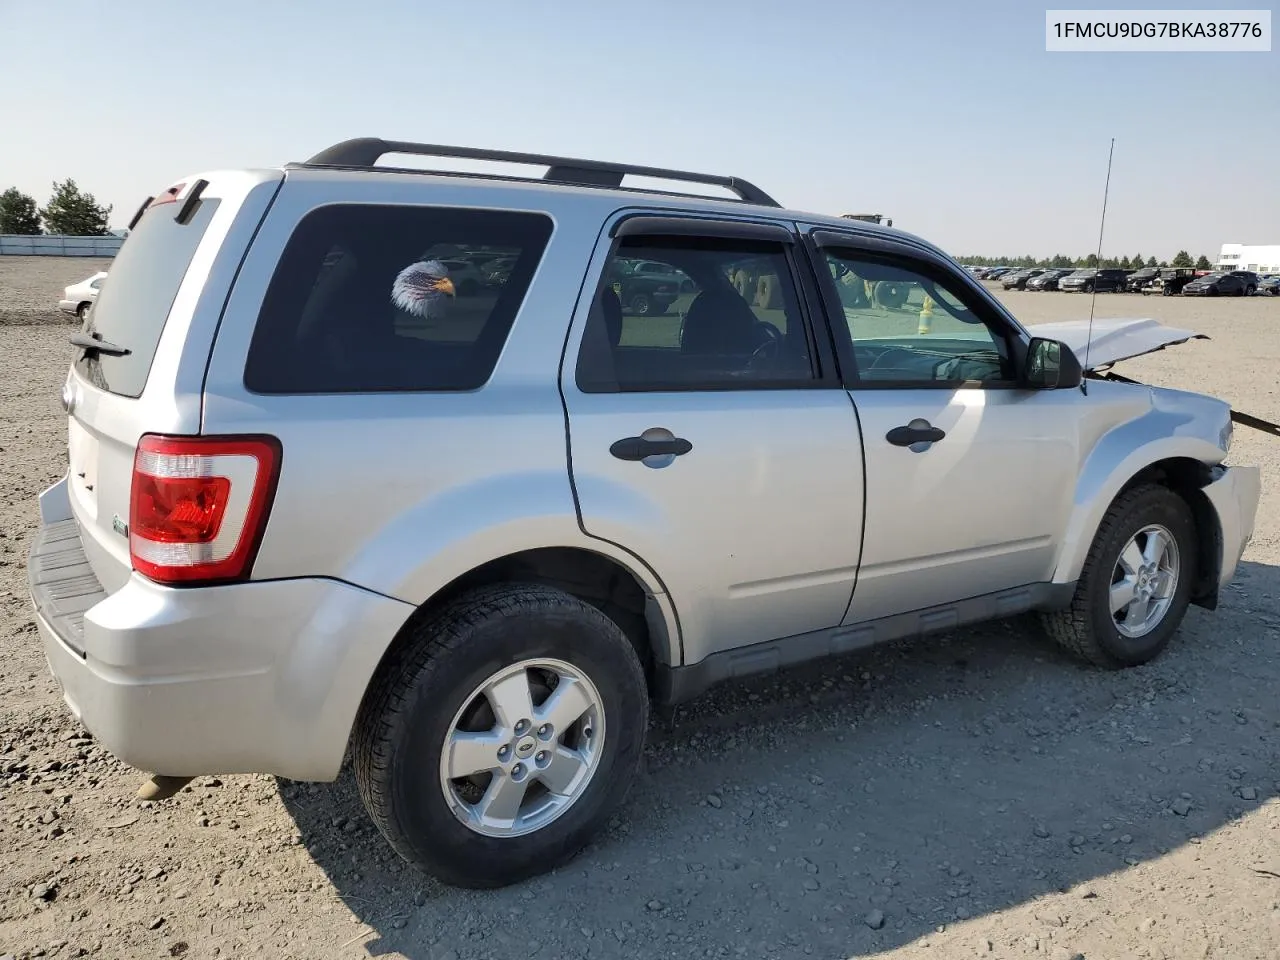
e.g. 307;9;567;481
1125;267;1160;292
1001;268;1047;290
605;258;683;315
1060;267;1130;293
1026;267;1073;291
1144;267;1199;296
1182;271;1258;297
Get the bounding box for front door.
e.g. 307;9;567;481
807;231;1082;624
561;215;865;664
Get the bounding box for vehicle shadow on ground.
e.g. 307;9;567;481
278;560;1280;959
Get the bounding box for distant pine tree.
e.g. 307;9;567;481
0;188;42;234
39;179;112;236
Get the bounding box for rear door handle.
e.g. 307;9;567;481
610;435;693;461
886;420;946;447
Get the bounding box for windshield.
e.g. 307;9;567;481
75;194;221;397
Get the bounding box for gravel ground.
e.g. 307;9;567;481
0;258;113;327
2;260;1279;960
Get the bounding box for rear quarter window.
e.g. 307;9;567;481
243;204;553;394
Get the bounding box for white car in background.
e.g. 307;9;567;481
58;272;108;320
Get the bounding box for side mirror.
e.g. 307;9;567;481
1023;337;1083;389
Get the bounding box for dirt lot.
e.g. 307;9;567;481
0;258;114;327
2;258;1279;960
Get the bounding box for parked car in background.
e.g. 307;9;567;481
1182;272;1255;297
1257;275;1280;296
1027;268;1073;291
1143;268;1199;296
1228;270;1261;294
984;267;1014;280
57;271;108;320
1001;267;1047;290
1125;267;1160;292
620;257;696;293
606;258;682;315
1060;268;1130;293
481;255;517;288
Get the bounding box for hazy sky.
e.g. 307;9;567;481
2;0;1276;260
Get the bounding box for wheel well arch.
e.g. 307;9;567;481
366;547;674;700
1114;456;1222;608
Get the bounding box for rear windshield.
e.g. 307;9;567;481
76;195;221;397
243;204;554;394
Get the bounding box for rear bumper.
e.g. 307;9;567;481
1202;463;1262;592
57;299;78;314
28;479;415;781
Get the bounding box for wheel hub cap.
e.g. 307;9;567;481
439;658;605;838
1110;523;1180;639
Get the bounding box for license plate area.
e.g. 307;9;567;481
67;418;99;520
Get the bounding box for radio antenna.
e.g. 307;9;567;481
1082;137;1115;393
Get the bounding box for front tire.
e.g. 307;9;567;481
1040;484;1197;669
353;583;649;889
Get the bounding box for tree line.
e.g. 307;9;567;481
955;251;1214;270
3;180;1226;275
0;181;113;236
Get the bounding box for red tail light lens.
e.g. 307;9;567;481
129;434;281;584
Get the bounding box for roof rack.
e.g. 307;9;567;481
299;138;781;207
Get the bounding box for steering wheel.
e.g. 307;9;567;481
747;322;782;368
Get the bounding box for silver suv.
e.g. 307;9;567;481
28;138;1261;889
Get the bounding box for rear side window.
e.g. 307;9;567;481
244;204;553;394
575;234;818;392
76;195;221;397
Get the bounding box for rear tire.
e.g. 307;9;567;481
76;302;91;320
353;583;649;889
1040;484;1197;669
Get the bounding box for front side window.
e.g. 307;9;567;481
822;249;1015;386
576;234;818;392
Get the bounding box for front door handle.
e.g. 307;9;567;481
886;420;946;447
610;435;693;461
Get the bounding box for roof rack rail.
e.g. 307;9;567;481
299;138;781;207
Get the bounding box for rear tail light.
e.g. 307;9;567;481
129;434;282;585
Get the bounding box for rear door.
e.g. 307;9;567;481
561;212;865;664
802;226;1082;624
63;173;282;592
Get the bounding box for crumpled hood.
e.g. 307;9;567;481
1028;317;1208;370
